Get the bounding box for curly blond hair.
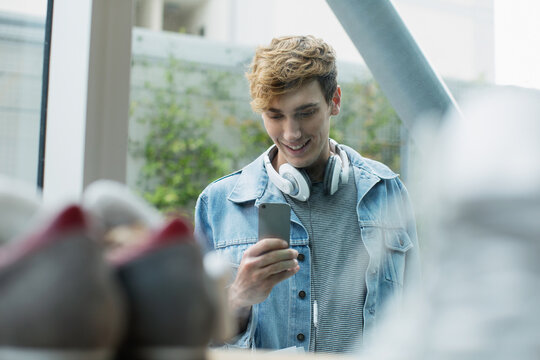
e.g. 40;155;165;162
246;35;338;113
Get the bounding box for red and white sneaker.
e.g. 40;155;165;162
82;180;234;359
0;205;126;360
111;218;218;360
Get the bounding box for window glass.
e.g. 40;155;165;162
0;1;48;185
127;0;514;216
125;0;540;354
128;0;405;215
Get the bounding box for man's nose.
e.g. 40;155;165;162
283;118;301;141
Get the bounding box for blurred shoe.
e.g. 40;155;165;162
83;180;163;232
83;180;234;357
0;175;42;246
82;180;164;252
111;217;218;360
0;205;126;360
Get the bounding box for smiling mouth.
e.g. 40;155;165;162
284;139;310;152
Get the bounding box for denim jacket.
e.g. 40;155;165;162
194;145;421;351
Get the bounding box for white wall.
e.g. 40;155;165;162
495;0;540;89
393;0;495;82
198;0;495;83
201;0;364;63
0;0;47;16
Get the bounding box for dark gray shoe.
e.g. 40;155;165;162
0;205;126;360
112;218;217;360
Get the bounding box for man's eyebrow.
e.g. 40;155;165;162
294;103;319;112
266;103;319;114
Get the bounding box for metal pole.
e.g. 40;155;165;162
327;0;460;129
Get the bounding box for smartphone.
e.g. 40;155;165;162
258;202;291;245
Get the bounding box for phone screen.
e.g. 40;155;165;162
258;202;291;245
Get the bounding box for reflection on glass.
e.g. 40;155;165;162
127;1;413;355
128;6;402;215
0;2;47;184
127;0;507;355
363;87;540;360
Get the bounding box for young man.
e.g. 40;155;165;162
195;35;420;353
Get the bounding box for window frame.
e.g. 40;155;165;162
43;0;133;202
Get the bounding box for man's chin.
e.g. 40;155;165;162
279;149;316;169
285;158;311;170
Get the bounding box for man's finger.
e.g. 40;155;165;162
245;237;288;257
258;248;298;268
267;265;300;286
263;259;298;276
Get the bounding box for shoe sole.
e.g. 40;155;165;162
0;348;112;360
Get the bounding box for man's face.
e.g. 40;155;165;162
262;80;341;179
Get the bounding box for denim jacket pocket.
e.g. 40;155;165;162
382;228;413;285
216;241;256;279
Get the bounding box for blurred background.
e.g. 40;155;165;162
2;1;540;356
1;0;539;216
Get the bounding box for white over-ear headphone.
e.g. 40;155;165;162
263;139;350;201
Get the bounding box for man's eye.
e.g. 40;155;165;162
298;110;316;118
270;114;284;120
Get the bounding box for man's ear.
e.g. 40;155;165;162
331;86;341;116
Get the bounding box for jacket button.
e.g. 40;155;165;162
368;308;375;315
297;333;305;341
298;290;306;299
297;253;305;261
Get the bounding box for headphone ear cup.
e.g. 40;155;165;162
323;155;342;195
279;163;311;201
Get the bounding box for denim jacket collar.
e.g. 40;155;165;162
228;152;276;205
227;145;398;205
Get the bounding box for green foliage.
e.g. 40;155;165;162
131;55;402;215
338;79;402;172
131;56;234;214
224;115;274;166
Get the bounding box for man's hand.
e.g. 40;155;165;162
229;238;299;331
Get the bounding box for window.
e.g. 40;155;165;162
128;0;405;214
0;1;50;186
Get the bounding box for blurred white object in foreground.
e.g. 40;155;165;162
82;179;164;231
0;175;42;244
203;251;238;343
362;87;540;360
